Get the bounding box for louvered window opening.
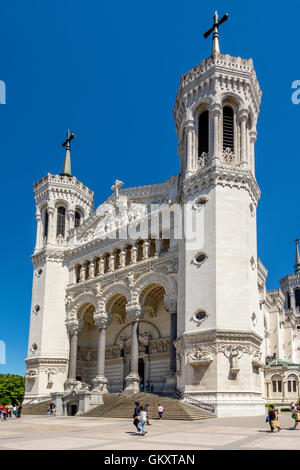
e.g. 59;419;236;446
44;210;48;239
223;106;234;151
198;110;209;156
57;207;66;238
75;211;81;229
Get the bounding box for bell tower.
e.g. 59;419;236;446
174;12;265;416
25;132;94;401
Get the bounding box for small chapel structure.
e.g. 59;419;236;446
24;12;300;417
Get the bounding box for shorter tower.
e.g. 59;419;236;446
25;133;94;401
278;240;300;363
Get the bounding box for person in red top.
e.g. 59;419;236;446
0;403;3;419
2;406;7;421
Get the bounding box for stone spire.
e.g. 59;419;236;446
204;11;229;56
61;130;75;177
295;239;300;273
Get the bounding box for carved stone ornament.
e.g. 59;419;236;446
186;345;215;367
220;345;244;376
222;147;235;164
198;151;210;169
26;369;37;381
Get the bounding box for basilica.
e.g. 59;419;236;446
24;13;300;417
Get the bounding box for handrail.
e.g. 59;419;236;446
175;389;216;414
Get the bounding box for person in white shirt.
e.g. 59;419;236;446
158;404;164;419
137;406;147;436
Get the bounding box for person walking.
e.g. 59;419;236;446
144;403;151;426
48;405;53;416
7;404;12;418
292;402;300;429
0;403;3;420
137;406;147;436
17;404;22;419
2;406;7;421
12;405;17;418
150;381;154;393
267;405;281;432
52;405;56;417
158;404;164;419
132;401;140;430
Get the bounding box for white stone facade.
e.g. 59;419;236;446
25;44;297;417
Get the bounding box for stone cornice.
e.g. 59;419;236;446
174;329;263;349
180;164;261;204
31;248;65;267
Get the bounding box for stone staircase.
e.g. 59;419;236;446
22;399;52;415
83;392;215;421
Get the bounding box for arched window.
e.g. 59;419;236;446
287;376;297;393
198;110;209;157
43;208;48;239
286;292;291;310
75;210;81;229
295;289;300;309
223;106;234;152
56;206;66;238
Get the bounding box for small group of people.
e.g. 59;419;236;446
132;401;165;436
0;403;22;420
140;381;154;393
267;402;300;432
48;404;56;417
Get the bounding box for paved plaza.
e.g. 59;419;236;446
0;413;299;450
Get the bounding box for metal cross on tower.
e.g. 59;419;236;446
295;238;300;273
61;129;75;177
204;11;229;56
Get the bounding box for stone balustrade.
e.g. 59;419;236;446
74;238;170;284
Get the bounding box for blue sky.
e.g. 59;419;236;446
0;0;299;375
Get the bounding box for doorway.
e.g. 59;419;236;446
67;404;78;416
138;358;144;384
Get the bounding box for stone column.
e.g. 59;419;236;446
99;256;105;275
92;314;109;393
46;206;55;246
79;265;86;282
142;240;149;260
124;305;142;394
130;244;137;264
120;248;126;268
211;103;221;163
65;321;82;390
249;130;257;173
89;261;95;279
108;253;115;272
283;380;287;403
67;209;75;232
34;209;42;252
164;299;177;392
185;121;194;177
239;109;249;168
291;291;296;311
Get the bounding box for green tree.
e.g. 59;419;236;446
0;374;25;405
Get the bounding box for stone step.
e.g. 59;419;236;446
84;392;215;421
23;400;52;415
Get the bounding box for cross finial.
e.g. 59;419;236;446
111;179;124;198
204;11;229;56
295;238;300;273
61;129;75;177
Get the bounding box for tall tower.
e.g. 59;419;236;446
24;132;94;401
174;13;265;416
